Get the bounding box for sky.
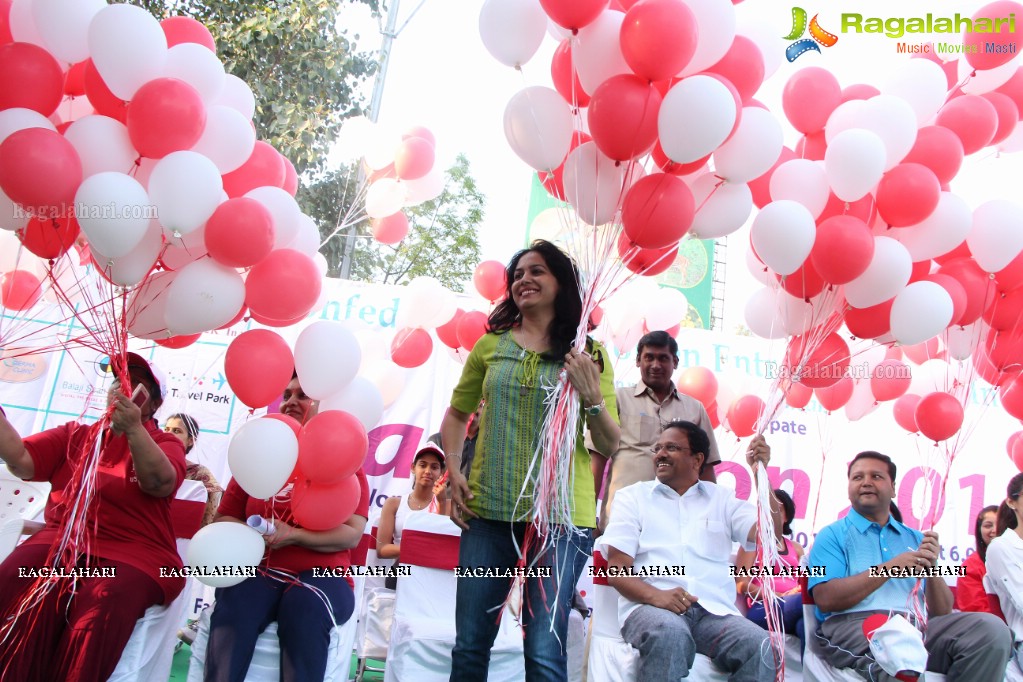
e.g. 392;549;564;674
336;0;1023;333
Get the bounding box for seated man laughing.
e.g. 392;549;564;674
597;420;776;681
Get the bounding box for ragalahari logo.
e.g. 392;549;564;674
785;7;839;61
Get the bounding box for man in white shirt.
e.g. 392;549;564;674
597;420;775;681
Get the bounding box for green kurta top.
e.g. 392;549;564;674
450;331;619;528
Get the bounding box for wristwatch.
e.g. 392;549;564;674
585;399;605;417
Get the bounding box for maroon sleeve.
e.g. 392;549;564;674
23;422;76;482
218;479;251;520
354;468;370;520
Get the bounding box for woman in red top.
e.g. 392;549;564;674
956;505;1000;613
204;374;370;682
0;352;186;681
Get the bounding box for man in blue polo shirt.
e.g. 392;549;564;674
808;450;1012;681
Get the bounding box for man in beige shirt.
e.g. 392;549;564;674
599;330;719;530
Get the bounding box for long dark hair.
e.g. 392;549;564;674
975;504;999;562
996;473;1023;535
486;240;588;360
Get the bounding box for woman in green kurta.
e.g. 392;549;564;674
440;240;620;682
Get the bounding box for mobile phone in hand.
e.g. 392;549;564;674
131;383;149;407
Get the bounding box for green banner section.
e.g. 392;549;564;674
525;175;715;330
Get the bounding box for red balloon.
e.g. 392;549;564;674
222;141;286;198
83;59;127;123
265;413;303;438
539;0;609;30
782;67;841;134
651;142;710;176
996;252;1023;292
127;78;206;159
298;411;367;484
281;156;298;196
748;147;796;209
811;216;874;285
841;84;881;101
926;273;968;324
456;311;488;351
981;92;1018;145
815;377;853;412
706;400;721;429
893;394;922;433
537;131;590;200
161;16;216;51
550;39;590;107
875;163;941;227
676;367;718;409
618;234;677;277
934;241;972;266
935;95;998;154
915;391;964;442
205;198;275;268
587;75;662;161
704;36;764;103
1;270;42;310
794;130;827;161
474;260;507;301
18;214;80;259
0;128;82;213
225;329;295;408
776;259;825;300
621;173;695;249
999;372;1023;419
726;395;765;437
291;475;361;531
63;61;87;97
436;309;465;349
902;338;941;365
984;328;1023;370
937;257;996;325
248;308;309;328
394;137;434;181
963;1;1023;71
785;331;850;389
620;0;698;81
901;126;965;186
371;212;409;245
845;298;894;339
785;381;813;409
245;249;321;322
0;42;63;115
391;327;433;368
870;360;911;402
155;333;202;349
402;126;435;147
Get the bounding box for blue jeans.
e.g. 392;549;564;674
747;593;805;653
450;518;593;682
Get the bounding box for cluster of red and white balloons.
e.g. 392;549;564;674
0;2;324;342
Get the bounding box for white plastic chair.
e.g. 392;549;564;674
355;509;395;681
383;512;524;682
109;479;208;681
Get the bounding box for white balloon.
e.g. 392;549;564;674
54;97;94;126
286;214;321;256
126;270;175;340
736;24;783;81
227;418;298;500
245;186;302;249
87;3;168;100
503;86;574;171
562;142;628;226
999;124;1023;153
74;172;152;258
365;178;409;220
63;115;137;178
824;99;870;142
187;522;265;588
149;151;223;235
32;0;106;64
968;199;1023;273
678;0;736;76
769;159;829;218
89;220;163;287
164;43;226;103
825;129;887;202
479;0;548;68
164;258;245;335
395;276;449;329
714;107;783;183
689;173;752;239
959;55;1020;94
745;244;771;285
213;75;256;120
890;281;954;346
845;378;881;422
190;105;256;174
9;0;46;47
294;321;362;400
161;223;208;270
403;167;445;205
658;76;737;164
882;59;948;125
845;237;912;308
0;186;28;232
362;359;405;408
862;95;918;169
644;287;688;330
946;321;984;361
744;287;787;339
0;108;55;146
574;10;629;96
362;123;402;171
750;200;816;276
320;377;384;431
891;192;972;261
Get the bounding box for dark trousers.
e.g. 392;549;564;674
747;593;805;653
0;542;163;682
204;570;355;682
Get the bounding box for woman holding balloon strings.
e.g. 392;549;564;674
955;505;1000;613
164;412;223;528
985;473;1023;680
204;374;370;682
442;240;620;682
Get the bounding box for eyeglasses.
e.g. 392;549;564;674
650;443;692;455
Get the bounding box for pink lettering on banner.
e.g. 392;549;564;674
766;466;812;520
717;462;752;500
364;423;424;478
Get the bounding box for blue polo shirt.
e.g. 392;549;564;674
808;509;924;621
